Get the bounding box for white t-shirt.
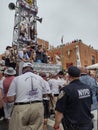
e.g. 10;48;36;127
43;80;51;100
57;78;66;88
0;77;5;89
7;72;48;103
48;78;60;95
0;77;5;96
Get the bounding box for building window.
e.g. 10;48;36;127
66;62;73;68
91;56;95;64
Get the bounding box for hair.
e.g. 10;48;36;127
39;72;46;77
79;67;88;74
22;67;33;74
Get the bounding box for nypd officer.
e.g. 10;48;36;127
54;66;93;130
7;62;48;130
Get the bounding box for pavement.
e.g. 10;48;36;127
0;119;8;130
0;116;60;130
47;117;64;130
0;111;97;130
92;110;98;130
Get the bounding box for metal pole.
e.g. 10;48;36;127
61;35;64;69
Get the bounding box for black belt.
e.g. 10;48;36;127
14;100;42;105
54;94;59;97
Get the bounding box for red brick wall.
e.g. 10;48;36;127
48;42;98;69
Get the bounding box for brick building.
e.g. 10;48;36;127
48;40;98;69
37;38;49;49
0;39;98;70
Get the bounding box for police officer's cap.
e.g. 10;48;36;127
67;66;80;77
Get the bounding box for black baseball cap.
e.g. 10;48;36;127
67;66;80;77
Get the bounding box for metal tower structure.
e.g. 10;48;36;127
8;0;62;74
9;0;42;49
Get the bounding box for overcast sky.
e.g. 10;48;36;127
0;0;98;53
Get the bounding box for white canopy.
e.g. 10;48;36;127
86;63;98;69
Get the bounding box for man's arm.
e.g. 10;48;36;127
54;110;63;130
7;95;16;103
0;89;3;108
7;78;16;103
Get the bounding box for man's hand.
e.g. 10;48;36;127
54;111;63;130
53;125;60;130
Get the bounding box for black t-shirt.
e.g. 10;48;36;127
55;79;92;125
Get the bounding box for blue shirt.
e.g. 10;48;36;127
80;74;98;110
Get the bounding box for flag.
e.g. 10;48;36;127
61;35;64;44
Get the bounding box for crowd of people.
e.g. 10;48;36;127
0;62;98;130
0;43;53;73
0;62;66;130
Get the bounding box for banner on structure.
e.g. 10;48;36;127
19;61;62;75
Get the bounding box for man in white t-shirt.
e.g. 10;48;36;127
39;72;52;130
7;62;48;130
48;74;60;107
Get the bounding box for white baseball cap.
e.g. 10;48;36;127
22;62;33;69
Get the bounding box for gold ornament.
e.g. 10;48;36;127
26;0;33;5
